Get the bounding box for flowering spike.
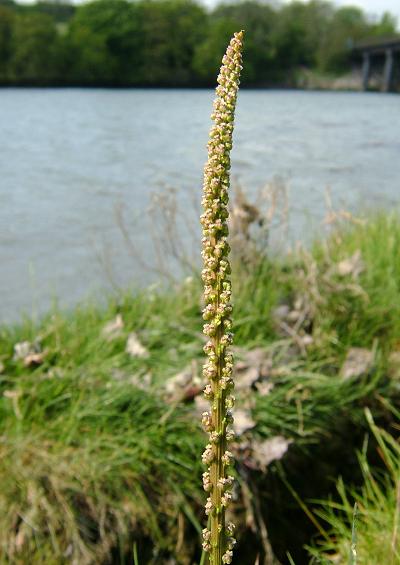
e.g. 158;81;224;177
201;30;244;565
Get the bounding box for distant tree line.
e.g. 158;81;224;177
0;0;397;86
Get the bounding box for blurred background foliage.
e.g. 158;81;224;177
0;0;398;86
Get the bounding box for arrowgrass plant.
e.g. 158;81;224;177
200;31;244;565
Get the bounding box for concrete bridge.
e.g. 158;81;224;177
353;37;400;92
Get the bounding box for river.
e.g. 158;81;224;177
0;88;399;323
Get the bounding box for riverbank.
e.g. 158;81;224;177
1;213;400;563
0;79;398;92
296;68;400;93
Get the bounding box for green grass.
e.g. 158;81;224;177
308;409;400;564
0;373;205;563
1;214;400;563
307;213;400;353
0;287;209;563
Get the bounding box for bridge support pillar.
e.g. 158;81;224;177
382;48;394;92
362;52;370;91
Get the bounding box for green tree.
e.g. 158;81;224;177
370;12;397;37
193;17;238;83
137;0;207;85
66;0;143;84
194;1;277;84
271;0;334;73
0;0;398;87
0;6;15;81
10;13;59;83
31;1;75;24
316;6;370;72
66;0;206;85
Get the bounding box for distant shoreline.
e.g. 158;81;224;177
0;85;397;94
0;73;397;93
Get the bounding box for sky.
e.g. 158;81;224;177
285;0;400;24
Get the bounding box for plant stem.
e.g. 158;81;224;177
200;30;244;565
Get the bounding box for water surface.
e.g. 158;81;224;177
0;89;399;323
